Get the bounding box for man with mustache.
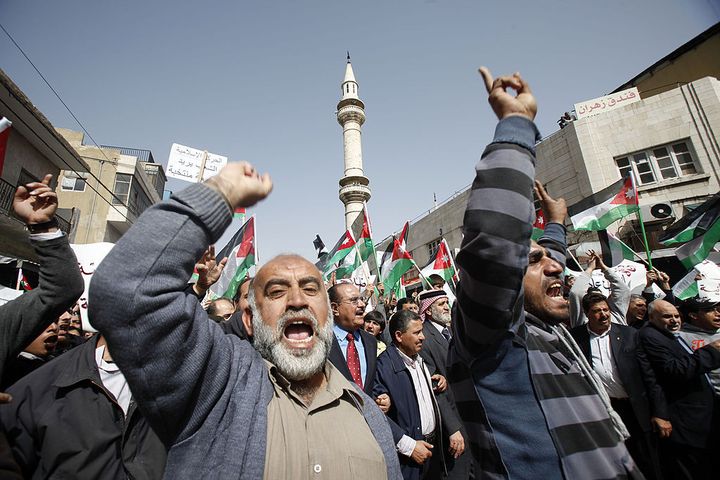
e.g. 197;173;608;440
448;68;642;479
89;162;401;479
639;299;720;479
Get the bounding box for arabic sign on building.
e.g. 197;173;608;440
166;143;228;183
574;87;640;119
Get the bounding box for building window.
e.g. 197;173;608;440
60;171;88;192
112;173;132;205
615;141;699;186
427;238;441;258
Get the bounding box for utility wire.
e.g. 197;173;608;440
0;21;135;223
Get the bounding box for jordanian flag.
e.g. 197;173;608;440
568;173;639;231
598;230;635;267
210;216;255;300
531;209;546;240
233;207;246;222
421;238;457;284
0;117;11;176
675;218;720;268
382;238;414;293
316;230;356;278
659;193;720;246
398;221;409;250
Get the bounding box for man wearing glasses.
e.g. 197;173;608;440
328;284;383;399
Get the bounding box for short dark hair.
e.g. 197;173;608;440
327;284;347;304
364;310;386;332
428;274;445;286
582;291;608;313
389;309;420;341
396;297;415;311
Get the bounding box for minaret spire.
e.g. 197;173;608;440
336;56;371;230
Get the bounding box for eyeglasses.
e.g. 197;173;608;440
342;296;364;306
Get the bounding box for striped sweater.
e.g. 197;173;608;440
448;116;641;479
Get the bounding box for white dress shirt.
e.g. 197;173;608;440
95;345;133;416
588;326;628;399
394;346;437;457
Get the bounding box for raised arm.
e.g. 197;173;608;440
0;174;83;377
453;67;540;352
89;163;271;444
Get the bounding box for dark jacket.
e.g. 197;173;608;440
0;234;83;381
0;336;167;479
374;344;447;480
329;328;378;395
639;323;720;448
570;323;657;432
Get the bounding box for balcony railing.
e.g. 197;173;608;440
1;177;70;234
0;177;15;215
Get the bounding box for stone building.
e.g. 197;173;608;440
0;68;89;287
55;129;166;244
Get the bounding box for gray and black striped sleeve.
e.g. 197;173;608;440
453;115;541;352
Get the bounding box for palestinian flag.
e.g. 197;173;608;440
568;173;639;231
210;216;255;299
316;230;356;278
598;230;636;267
675;218;720;269
672;268;700;300
333;246;361;280
659;193;720;246
531;209;546;240
0;117;11;176
421;239;457;284
382;238;414;293
233;207;246;222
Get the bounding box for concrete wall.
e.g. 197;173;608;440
0;129;59;188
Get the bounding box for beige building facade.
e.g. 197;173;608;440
56;129;166;244
0;68;89;274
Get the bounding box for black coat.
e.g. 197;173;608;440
639;324;720;448
328;328;378;395
373;345;446;480
570;324;656;432
419;321;463;435
0;337;166;479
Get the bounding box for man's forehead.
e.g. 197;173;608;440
256;255;321;283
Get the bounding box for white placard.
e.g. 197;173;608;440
574;87;640;119
694;260;720;280
591;270;611;297
71;242;115;332
697;279;720;302
613;260;647;294
166;143;227;183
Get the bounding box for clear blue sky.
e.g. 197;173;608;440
1;1;718;262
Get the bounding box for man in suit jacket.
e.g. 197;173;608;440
374;309;453;480
417;290;470;479
328;283;389;408
570;291;664;479
639;299;720;480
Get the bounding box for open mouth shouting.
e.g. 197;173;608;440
280;314;318;351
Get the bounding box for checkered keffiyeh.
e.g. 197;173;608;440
418;290;447;322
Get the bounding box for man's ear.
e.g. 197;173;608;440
331;302;339;317
242;307;254;336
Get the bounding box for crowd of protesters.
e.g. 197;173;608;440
0;67;719;480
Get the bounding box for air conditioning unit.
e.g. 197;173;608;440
640;202;675;223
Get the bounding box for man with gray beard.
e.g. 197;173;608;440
89;162;401;479
417;290;470;479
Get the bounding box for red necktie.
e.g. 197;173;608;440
346;333;363;389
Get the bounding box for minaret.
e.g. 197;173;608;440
337;53;371;230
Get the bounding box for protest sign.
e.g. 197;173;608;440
70;242;115;332
166;143;227;183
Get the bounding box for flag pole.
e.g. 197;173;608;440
613;233;651;268
442;238;459;289
566;247;584;272
15;265;22;290
631;173;654;269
